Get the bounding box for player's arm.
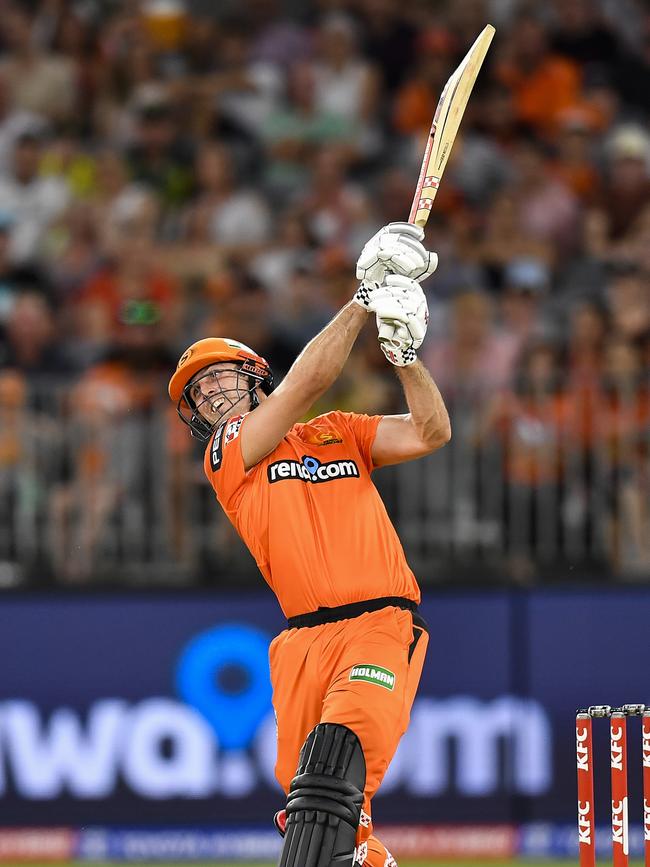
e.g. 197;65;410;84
240;224;439;470
240;302;369;470
371;361;451;467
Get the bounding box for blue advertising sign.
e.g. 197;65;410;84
0;588;648;828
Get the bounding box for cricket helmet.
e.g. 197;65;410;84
169;337;274;441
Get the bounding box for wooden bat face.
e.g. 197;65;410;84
409;24;496;227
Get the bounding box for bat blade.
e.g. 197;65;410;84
409;24;496;228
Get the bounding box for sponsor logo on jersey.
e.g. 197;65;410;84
210;424;225;471
267;455;359;484
349;664;395;691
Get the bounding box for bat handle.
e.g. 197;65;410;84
378;320;403;347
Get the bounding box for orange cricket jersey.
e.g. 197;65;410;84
203;409;420;618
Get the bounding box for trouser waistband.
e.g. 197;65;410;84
287;595;418;629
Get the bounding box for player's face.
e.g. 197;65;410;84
188;363;253;425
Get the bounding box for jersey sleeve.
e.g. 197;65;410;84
335;411;383;473
203;413;250;508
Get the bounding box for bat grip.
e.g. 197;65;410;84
378;320;406;348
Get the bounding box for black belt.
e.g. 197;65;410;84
287;595;418;629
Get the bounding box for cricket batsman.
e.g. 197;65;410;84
168;223;451;867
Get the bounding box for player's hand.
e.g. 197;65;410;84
355;274;428;345
356;222;438;286
356;274;428;367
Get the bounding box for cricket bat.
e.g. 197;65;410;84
378;25;496;347
409;24;496;227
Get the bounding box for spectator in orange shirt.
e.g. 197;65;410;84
74;189;180;355
393;27;456;138
479;340;572;580
496;13;582;139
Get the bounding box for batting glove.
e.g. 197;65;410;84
355;274;428;346
379;341;418;367
356;222;438;286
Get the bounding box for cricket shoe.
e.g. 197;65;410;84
273;808;286;837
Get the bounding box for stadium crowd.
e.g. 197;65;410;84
0;0;648;586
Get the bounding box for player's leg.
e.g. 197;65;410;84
272;627;367;866
272;608;428;867
364;833;398;867
278;721;366;867
269;627;324;795
320;607;429;866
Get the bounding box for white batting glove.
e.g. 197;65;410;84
379;341;418;367
356;222;438;286
354;274;428;367
354;275;428;346
377;275;429;367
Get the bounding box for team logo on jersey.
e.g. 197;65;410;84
304;429;343;446
224;414;244;444
349;664;395;691
267;455;359;484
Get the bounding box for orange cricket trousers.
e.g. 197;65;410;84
269;604;429;867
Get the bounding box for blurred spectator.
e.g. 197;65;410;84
605;262;650;344
393;27;455;139
0;369;34;571
356;0;416;93
444;131;512;209
597;335;650;575
269;264;336;357
509;135;581;256
308;13;381;157
262;61;365;199
206;15;284;145
566;298;609;392
250;208;316;296
71;190;180;367
0;368;27;473
551;111;601;204
183;142;271;254
45;201;102;302
0;4;78;122
479;340;571;580
476;190;553;290
424;290;519;411
499;258;554;354
0;291;73;378
0;211;52;315
47;363;144;583
474;81;522;150
496;13;582;139
0;130;69;264
297;145;371;259
125;86;195;208
591;125;650;244
550;0;621;69
0;72;46;177
246;0;312;70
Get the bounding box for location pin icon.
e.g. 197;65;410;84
303;456;320;480
175;624;273;796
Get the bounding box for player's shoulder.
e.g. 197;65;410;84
295;410;350;441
